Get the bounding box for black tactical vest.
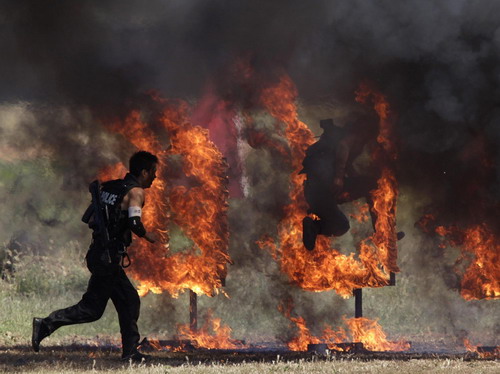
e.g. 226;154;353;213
99;173;141;246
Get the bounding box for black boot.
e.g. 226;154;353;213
303;217;320;251
121;350;151;362
32;318;50;352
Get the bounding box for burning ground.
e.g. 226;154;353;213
0;0;499;360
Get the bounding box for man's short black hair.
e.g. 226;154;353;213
319;118;335;129
129;151;158;177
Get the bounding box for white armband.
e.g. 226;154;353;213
128;206;142;217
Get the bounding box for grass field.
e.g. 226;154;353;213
1;213;498;373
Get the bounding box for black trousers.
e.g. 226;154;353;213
304;175;378;237
43;248;140;356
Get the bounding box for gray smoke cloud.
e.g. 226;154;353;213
0;0;499;347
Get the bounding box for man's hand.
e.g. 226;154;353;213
144;232;158;244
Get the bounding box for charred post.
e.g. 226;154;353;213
354;288;363;318
189;290;197;332
389;272;396;286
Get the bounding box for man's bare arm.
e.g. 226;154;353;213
126;188;157;243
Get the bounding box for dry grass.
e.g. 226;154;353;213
3;358;499;374
1;344;498;374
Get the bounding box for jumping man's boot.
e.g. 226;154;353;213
302;216;320;251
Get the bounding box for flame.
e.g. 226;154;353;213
177;310;245;349
459;224;499;300
355;82;396;159
349;202;370;223
464;338;477;353
145;338;163;351
286;315;321;351
190;85;242;196
416;213;437;233
433;223;499;300
464;339;500;358
281;302;408;352
278;301;322;351
139;338;185;352
435;225;453;236
257;75;400;296
100;96;230;297
345;317;409;352
368;168;399;273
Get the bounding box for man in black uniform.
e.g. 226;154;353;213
301;118;380;251
32;151;158;361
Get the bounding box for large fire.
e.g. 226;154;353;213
258;75;400;296
96;72;405;350
100;96;230;297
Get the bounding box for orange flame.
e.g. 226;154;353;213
464;339;500;358
101;97;230;297
286;315;321;352
345;317;409;352
459;224;499;300
281;302;408;352
177;310;245;349
349;202;370;223
258;75;400;296
145;338;163;351
355;82;396;159
278;301;323;351
368;168;399;273
435;223;499;300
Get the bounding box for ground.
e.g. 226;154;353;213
0;342;498;373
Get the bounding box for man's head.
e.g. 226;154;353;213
319;118;343;137
129;151;158;188
319;118;335;130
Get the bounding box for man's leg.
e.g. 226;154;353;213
320;206;350;237
110;268;141;358
303;179;351;249
32;271;116;352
